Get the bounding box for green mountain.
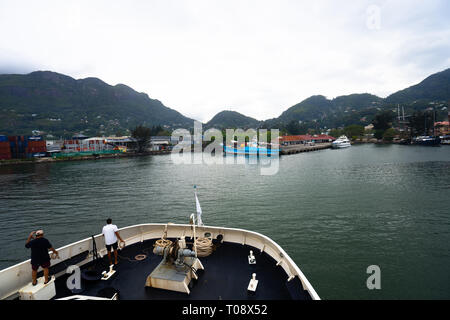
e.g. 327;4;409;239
278;95;332;123
265;68;450;130
205;110;261;129
385;68;450;104
265;93;383;129
1;68;449;137
0;71;195;137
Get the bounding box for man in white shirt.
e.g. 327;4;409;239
102;218;125;265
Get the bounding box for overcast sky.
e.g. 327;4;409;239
0;0;449;122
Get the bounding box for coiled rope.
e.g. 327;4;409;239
155;239;173;248
119;238;174;262
116;240;155;263
195;237;213;257
117;246;154;262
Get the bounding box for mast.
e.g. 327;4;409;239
433;106;436;137
424;112;427;136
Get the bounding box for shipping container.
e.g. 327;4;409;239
26;148;46;154
11;153;26;159
28;141;46;147
26;141;46;151
6;136;46;158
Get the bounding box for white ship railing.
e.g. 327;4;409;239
0;223;320;300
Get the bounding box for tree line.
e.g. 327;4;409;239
284;108;444;142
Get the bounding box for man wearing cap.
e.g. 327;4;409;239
25;230;58;285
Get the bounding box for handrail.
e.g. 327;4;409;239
0;223;320;300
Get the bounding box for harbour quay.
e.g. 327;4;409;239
279;135;335;155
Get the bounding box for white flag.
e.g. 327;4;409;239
194;186;203;226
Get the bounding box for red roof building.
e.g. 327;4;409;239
435;121;449;134
312;134;336;142
280;134;335;145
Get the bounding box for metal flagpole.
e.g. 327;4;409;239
194;185;203;226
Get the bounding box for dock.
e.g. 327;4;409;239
280;143;332;155
0;150;172;166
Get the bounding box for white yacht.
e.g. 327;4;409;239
439;135;450;145
331;136;351;149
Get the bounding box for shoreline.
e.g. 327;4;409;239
2;141;446;166
0;150;171;166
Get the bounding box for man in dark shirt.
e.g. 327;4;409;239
25;230;58;285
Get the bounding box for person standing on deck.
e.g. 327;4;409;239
25;230;58;286
102;218;125;265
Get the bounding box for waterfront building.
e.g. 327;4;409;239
312;134;336;143
62;137;109;153
105;136;136;152
280;134;335;146
149;136;171;151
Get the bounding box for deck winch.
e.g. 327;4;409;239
152;239;197;270
145;232;204;294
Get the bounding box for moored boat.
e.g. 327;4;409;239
331;136;351;149
439;135;450;145
412;136;441;146
224;137;280;156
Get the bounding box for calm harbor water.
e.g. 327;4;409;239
0;144;449;299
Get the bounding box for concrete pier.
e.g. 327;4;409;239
280;143;332;155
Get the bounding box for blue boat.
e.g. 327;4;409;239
224;138;280;156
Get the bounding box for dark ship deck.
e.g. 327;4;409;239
51;239;312;300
